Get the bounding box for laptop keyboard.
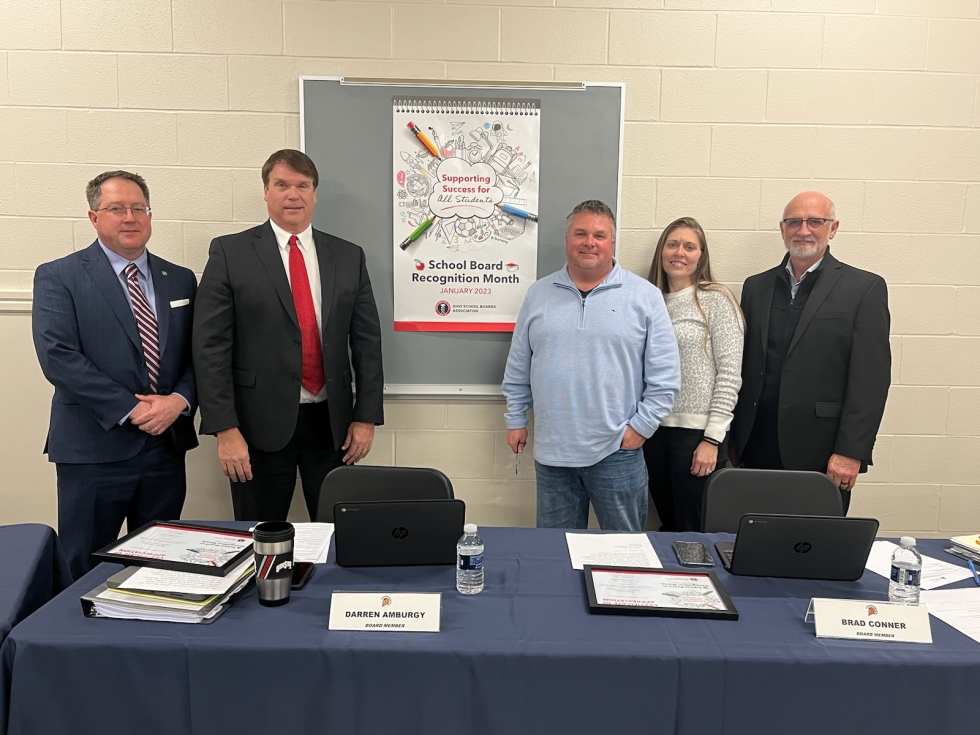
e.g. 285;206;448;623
714;541;735;570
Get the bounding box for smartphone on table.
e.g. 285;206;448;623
672;541;714;567
291;561;315;589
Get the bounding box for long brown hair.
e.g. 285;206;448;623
648;217;743;352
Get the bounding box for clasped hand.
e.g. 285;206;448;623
130;394;185;436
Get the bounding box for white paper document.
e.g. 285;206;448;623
865;541;974;589
292;523;334;563
118;555;254;595
920;587;980;645
565;533;662;571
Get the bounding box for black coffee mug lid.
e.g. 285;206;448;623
253;521;295;543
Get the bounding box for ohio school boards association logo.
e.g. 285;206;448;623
435;300;452;316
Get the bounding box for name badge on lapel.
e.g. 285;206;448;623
170;299;190;308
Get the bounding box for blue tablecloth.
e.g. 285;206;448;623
0;524;70;648
1;528;978;735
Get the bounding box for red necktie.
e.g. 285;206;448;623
124;263;160;393
288;235;325;396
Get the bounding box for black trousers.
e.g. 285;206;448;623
644;427;728;533
57;435;186;581
231;401;345;522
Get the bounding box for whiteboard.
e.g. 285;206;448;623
300;77;624;396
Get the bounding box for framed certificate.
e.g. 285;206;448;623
584;565;739;620
94;521;254;577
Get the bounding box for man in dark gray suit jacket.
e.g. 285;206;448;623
731;191;891;513
33;171;198;579
193;150;384;522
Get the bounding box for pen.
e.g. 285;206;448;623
399;217;434;250
407;122;442;160
969;560;980;586
497;203;538;223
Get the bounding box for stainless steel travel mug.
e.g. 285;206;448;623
253;521;295;607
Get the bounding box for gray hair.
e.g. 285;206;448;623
565;199;616;235
86;171;150;210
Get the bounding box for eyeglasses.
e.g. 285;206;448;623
781;217;833;230
96;205;151;217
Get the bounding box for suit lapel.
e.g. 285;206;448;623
787;251;842;356
757;268;779;352
314;230;335;330
253;222;299;329
82;241;142;354
147;251;170;358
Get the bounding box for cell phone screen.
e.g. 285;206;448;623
673;541;714;567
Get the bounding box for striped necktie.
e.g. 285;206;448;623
124;263;160;393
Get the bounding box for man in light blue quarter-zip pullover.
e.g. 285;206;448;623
503;200;680;531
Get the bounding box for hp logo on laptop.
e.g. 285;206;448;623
391;527;409;540
794;542;812;554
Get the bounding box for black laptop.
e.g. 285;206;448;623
715;514;879;581
333;499;466;567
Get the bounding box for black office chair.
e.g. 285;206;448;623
700;468;844;533
315;465;454;522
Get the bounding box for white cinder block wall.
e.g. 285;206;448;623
0;0;977;536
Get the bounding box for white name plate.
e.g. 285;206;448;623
328;591;441;632
806;598;932;644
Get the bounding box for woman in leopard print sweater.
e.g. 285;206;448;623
643;217;744;532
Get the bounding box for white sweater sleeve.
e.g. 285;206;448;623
704;290;744;442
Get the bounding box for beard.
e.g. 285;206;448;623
786;240;822;259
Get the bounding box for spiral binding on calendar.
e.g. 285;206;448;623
393;98;540;116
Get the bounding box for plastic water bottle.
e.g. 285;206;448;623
456;523;484;595
888;536;922;605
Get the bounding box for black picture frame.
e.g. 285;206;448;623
93;521;254;577
584;565;739;620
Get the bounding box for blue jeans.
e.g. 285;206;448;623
535;448;648;531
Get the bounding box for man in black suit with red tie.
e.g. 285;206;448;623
731;191;891;513
193;150;384;522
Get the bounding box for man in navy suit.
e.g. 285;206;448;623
32;171;199;579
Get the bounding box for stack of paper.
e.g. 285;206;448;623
80;555;255;624
948;534;980;563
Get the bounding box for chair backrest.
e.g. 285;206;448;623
701;468;843;533
315;465;454;522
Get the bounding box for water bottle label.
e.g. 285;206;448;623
890;565;920;586
458;553;483;571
